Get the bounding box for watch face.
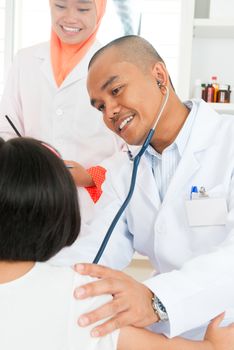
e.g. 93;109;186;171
158;299;167;313
153;296;169;321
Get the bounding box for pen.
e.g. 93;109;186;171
4;115;74;169
4;115;22;137
190;185;198;200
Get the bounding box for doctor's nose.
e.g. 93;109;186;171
111;111;119;120
106;103;121;122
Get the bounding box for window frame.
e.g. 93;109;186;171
4;0;15;78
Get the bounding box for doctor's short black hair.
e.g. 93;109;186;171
88;35;165;71
88;35;175;90
0;137;80;261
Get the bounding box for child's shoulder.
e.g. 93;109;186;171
41;262;97;287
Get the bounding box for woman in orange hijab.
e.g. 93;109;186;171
0;0;120;216
49;0;113;202
50;0;106;87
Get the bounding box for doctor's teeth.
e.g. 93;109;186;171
119;116;134;130
63;26;81;32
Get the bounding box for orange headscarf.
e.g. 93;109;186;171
50;0;107;87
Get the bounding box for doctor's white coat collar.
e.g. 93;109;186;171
136;99;224;207
145;99;198;160
33;40;101;90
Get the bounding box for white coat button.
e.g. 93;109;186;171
56;108;63;116
156;224;164;234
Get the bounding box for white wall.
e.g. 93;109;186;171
0;0;5;96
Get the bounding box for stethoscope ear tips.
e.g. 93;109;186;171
156;80;163;88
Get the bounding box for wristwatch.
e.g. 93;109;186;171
151;294;169;322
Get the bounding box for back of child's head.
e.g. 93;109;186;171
0;137;81;261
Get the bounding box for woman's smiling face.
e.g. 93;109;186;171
49;0;97;44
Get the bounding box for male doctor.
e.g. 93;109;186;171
54;35;234;340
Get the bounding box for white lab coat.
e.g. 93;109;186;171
53;100;234;339
0;41;121;221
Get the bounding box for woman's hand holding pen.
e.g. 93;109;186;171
4;115;94;188
64;160;94;187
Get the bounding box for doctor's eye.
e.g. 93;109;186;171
112;86;122;96
98;103;105;112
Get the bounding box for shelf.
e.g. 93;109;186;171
208;103;234;114
133;252;148;261
193;18;234;38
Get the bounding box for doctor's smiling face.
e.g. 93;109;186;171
87;36;190;153
87;44;169;148
49;0;97;44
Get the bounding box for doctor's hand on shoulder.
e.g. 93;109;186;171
74;263;159;337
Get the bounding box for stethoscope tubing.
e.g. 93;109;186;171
92;87;169;264
92;128;154;264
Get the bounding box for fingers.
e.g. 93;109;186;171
78;298;127;329
89;313;132;337
210;312;225;328
74;264;156;336
64;160;77;167
64;164;93;186
74;277;124;299
75;263;123;279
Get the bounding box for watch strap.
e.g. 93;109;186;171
151;294;169;322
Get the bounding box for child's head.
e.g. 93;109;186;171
0;137;80;262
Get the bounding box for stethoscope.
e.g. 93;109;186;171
93;85;170;263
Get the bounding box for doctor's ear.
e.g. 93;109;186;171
153;61;168;87
155;78;168;96
156;80;164;88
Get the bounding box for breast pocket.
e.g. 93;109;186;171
185;184;228;227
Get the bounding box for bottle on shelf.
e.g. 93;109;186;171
211;76;219;102
217;84;230;103
193;79;202;99
201;83;207;101
206;83;215;103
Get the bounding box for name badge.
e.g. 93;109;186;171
185;197;228;227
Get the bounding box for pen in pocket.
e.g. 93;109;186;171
190;185;198;200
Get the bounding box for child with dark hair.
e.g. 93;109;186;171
0;137;233;350
0;137;80;262
0;137;118;349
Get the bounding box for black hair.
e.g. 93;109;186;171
88;35;175;90
0;137;80;261
89;35;164;71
